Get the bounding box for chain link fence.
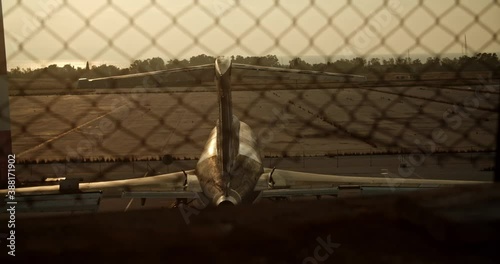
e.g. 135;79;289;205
1;0;498;184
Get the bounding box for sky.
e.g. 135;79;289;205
2;0;500;69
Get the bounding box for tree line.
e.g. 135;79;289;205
8;53;499;80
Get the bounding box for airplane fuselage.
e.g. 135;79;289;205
194;57;263;206
195;117;263;206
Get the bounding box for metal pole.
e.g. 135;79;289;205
495;86;500;183
0;2;13;188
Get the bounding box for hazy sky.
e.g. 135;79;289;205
2;0;499;69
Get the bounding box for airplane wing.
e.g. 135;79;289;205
77;64;215;88
254;168;487;199
77;63;366;89
232;63;367;83
1;170;203;212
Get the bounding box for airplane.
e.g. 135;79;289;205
0;57;488;212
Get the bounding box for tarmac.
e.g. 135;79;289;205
2;83;499;262
9;85;498;162
1;183;499;263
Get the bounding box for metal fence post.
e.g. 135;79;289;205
0;2;13;189
336;149;339;168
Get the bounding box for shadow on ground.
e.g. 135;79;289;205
1;184;500;263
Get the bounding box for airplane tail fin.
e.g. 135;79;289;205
215;57;235;195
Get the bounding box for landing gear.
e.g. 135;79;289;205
268;167;276;188
171;198;189;208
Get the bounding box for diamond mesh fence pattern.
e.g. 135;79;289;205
1;0;498;183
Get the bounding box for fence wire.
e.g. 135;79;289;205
1;0;499;183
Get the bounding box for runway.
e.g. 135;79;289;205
8;84;498;163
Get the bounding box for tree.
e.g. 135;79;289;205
166;58;189;69
9;66;22;77
90;64;121;77
233;55;246;64
383;58;395;66
63;64;75;73
412;58;422;66
395;57;406;65
351;57;367;67
62;64;77;79
329;59;354;73
424;57;442;71
46;64;59;76
189;54;215;66
260;55;280;67
129;57;166;73
369;58;381;66
148;57;166;71
441;57;457;71
129;59;147;73
472;53;499;70
289;57;312;70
